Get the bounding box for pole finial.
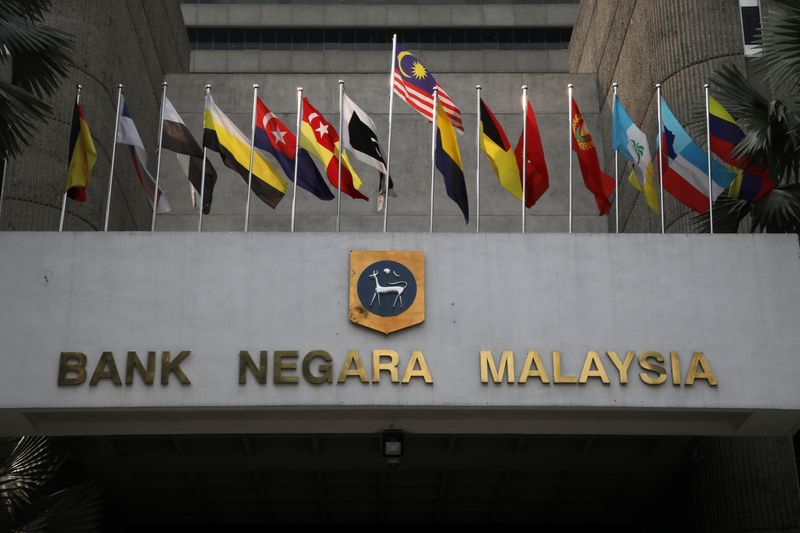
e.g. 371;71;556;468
567;83;573;88
162;81;168;87
522;85;528;90
612;82;618;88
476;85;481;89
76;84;82;90
253;83;259;89
656;83;661;88
704;83;709;89
338;80;344;85
118;83;123;89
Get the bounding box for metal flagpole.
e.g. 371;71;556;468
383;34;397;233
476;85;481;233
103;84;123;232
612;82;619;233
429;88;439;233
521;85;528;234
0;153;7;224
151;81;168;232
198;84;211;232
704;83;714;234
60;84;82;232
244;83;258;233
568;83;573;234
290;87;303;233
656;83;665;234
337;80;344;232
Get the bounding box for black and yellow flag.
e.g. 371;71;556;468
479;98;521;201
203;95;286;208
65;103;97;202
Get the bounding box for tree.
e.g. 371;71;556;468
0;0;75;158
0;436;100;532
696;0;800;233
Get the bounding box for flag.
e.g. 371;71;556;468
479;98;521;201
203;95;287;208
659;96;735;213
435;102;468;223
612;98;659;213
65;102;97;202
515;99;549;208
342;92;386;175
377;172;395;213
117;97;170;213
393;45;463;133
571;97;615;215
708;95;774;201
161;96;217;214
254;98;333;201
300;97;367;201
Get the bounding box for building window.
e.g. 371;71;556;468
185;26;573;51
739;0;762;56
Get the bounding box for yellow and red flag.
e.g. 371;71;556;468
571;97;615;215
65;103;97;202
300;98;367;201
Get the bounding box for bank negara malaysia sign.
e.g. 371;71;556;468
349;250;425;335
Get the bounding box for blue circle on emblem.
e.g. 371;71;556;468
357;260;417;317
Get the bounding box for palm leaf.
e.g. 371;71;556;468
692;195;751;233
0;437;59;525
13;483;101;533
0;81;52;157
750;183;800;232
0;15;75;98
758;1;800;92
0;0;53;23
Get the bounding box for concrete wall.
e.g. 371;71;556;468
158;71;609;233
1;232;799;436
569;0;748;233
181;2;579;28
0;0;190;231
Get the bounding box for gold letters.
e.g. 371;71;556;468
578;351;610;384
58;352;87;386
685;352;717;386
480;350;515;384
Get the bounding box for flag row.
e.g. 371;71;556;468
55;37;773;233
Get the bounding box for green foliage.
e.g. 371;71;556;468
697;1;800;233
0;0;74;157
0;436;100;532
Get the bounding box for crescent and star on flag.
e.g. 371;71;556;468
397;51;428;80
262;112;288;145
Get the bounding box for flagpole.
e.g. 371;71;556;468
612;82;619;234
337;80;344;232
198;84;211;232
656;83;665;234
383;34;397;233
568;83;573;234
245;83;259;233
103;84;123;232
521;85;528;234
0;153;7;225
429;87;439;233
151;81;168;232
291;87;303;233
704;83;714;234
475;85;481;233
60;84;82;232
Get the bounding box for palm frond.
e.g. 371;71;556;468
0;16;74;97
750;184;800;232
0;437;59;524
0;0;53;23
14;483;101;533
693;195;751;233
758;1;800;91
0;81;52;157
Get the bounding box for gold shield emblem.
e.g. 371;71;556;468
349;250;425;335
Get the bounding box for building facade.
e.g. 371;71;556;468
0;0;798;529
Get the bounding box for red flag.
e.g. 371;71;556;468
571;97;615;215
515;100;549;208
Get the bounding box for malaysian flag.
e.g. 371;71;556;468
393;45;463;133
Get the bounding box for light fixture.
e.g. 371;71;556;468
382;429;404;458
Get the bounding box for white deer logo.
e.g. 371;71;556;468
368;268;408;310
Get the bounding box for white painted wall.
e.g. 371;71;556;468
0;233;798;436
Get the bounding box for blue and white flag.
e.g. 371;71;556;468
659;97;734;213
117;97;171;213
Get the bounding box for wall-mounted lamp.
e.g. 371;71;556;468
382;430;404;458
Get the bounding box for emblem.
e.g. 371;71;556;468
349;250;425;335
